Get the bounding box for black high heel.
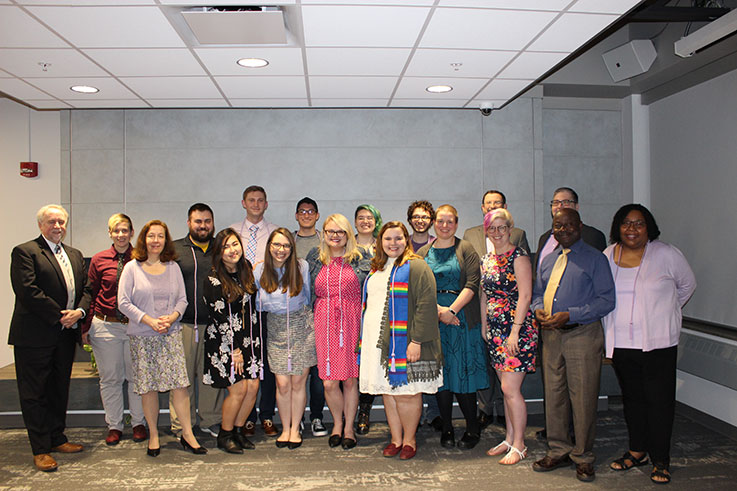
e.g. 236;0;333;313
180;436;208;455
147;446;160;457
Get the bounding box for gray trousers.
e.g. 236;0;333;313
169;322;225;431
89;317;145;430
541;320;603;464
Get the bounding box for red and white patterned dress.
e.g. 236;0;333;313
314;257;361;380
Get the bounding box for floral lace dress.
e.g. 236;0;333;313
202;272;262;388
480;247;538;372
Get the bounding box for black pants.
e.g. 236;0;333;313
248;314;276;423
14;331;76;455
612;346;677;467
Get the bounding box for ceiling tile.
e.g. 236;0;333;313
438;1;570;9
467;99;507;109
67;99;148;108
306;48;411;76
390;98;467;108
84;48;206;77
27;6;186;48
195;47;304;76
421;8;558;50
0;78;55;99
159;1;296;4
527;13;618;52
18;1;156;4
26;99;73;109
216;76;307;99
310;76;398;99
406;49;516;78
230;98;308;108
394;76;487;99
302;5;430;47
569;0;644;15
497;51;569;79
148;99;229;108
311;99;390;107
475;79;535;100
0;6;68;48
26;76;137;99
0;49;108;78
303;0;433;4
120;76;221;99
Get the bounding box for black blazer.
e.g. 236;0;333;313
9;235;91;347
533;224;607;278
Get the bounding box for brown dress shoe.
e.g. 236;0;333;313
105;429;122;446
243;421;256;436
34;454;58;472
262;419;278;437
51;442;84;453
132;424;148;442
532;455;573;472
576;463;596;482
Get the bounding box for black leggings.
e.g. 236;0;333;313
435;390;479;434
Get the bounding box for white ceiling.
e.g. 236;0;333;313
0;0;643;110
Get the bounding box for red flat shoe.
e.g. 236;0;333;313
383;443;401;457
399;445;416;460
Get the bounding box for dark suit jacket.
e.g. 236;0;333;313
462;224;530;258
533;224;607;278
9;235;91;347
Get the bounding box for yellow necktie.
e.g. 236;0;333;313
543;248;570;315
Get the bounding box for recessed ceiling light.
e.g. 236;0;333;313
237;58;269;68
426;85;452;94
70;85;99;94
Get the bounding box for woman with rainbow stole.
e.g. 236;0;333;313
358;221;443;460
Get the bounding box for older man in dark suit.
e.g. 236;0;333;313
9;204;91;472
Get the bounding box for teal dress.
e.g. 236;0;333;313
425;246;489;394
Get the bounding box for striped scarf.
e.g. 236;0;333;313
359;260;410;387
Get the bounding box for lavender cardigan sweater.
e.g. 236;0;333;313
118;260;188;337
601;240;696;358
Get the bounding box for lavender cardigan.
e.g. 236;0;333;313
118;260;188;337
602;240;696;358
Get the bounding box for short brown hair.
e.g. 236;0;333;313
242;185;267;201
406;200;435;224
132;220;177;263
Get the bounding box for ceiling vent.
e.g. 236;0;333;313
182;6;287;45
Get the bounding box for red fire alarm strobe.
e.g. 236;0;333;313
20;161;38;178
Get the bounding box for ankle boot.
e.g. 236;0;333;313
234;426;255;450
217;429;243;454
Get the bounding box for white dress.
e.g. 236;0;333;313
359;257;442;395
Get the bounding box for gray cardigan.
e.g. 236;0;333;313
417;237;481;329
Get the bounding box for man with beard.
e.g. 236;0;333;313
407;200;435;252
171;203;223;437
531;208;614;482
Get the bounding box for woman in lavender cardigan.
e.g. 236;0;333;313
118;219;206;457
602;204;696;485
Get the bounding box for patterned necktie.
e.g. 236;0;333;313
54;244;75;309
246;224;258;264
115;253;128;322
543;248;570;315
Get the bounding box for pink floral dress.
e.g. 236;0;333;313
480;247;538;372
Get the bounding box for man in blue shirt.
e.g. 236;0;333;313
531;208;615;483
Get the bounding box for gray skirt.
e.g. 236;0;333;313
267;306;317;375
129;331;189;394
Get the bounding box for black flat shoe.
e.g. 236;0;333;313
146;446;160;457
440;430;455;448
328;434;342;448
180;436;208;455
287;439;302;450
457;432;480;450
341;437;357;450
275;439;289;448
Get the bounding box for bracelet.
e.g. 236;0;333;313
448;308;457;316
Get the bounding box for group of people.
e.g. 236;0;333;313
9;185;695;486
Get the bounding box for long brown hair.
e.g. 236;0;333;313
132;220;177;262
260;228;303;297
371;221;419;271
211;228;256;301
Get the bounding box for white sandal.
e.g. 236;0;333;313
486;440;511;456
499;446;527;465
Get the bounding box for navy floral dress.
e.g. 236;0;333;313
202;272;262;388
480;247;537;372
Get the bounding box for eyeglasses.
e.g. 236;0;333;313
551;199;577;207
270;243;292;250
621;220;646;230
487;225;508;233
297;209;316;215
324;229;347;237
411;215;431;221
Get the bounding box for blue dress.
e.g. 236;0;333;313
425;246;489;394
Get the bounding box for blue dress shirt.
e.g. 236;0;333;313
254;259;311;314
